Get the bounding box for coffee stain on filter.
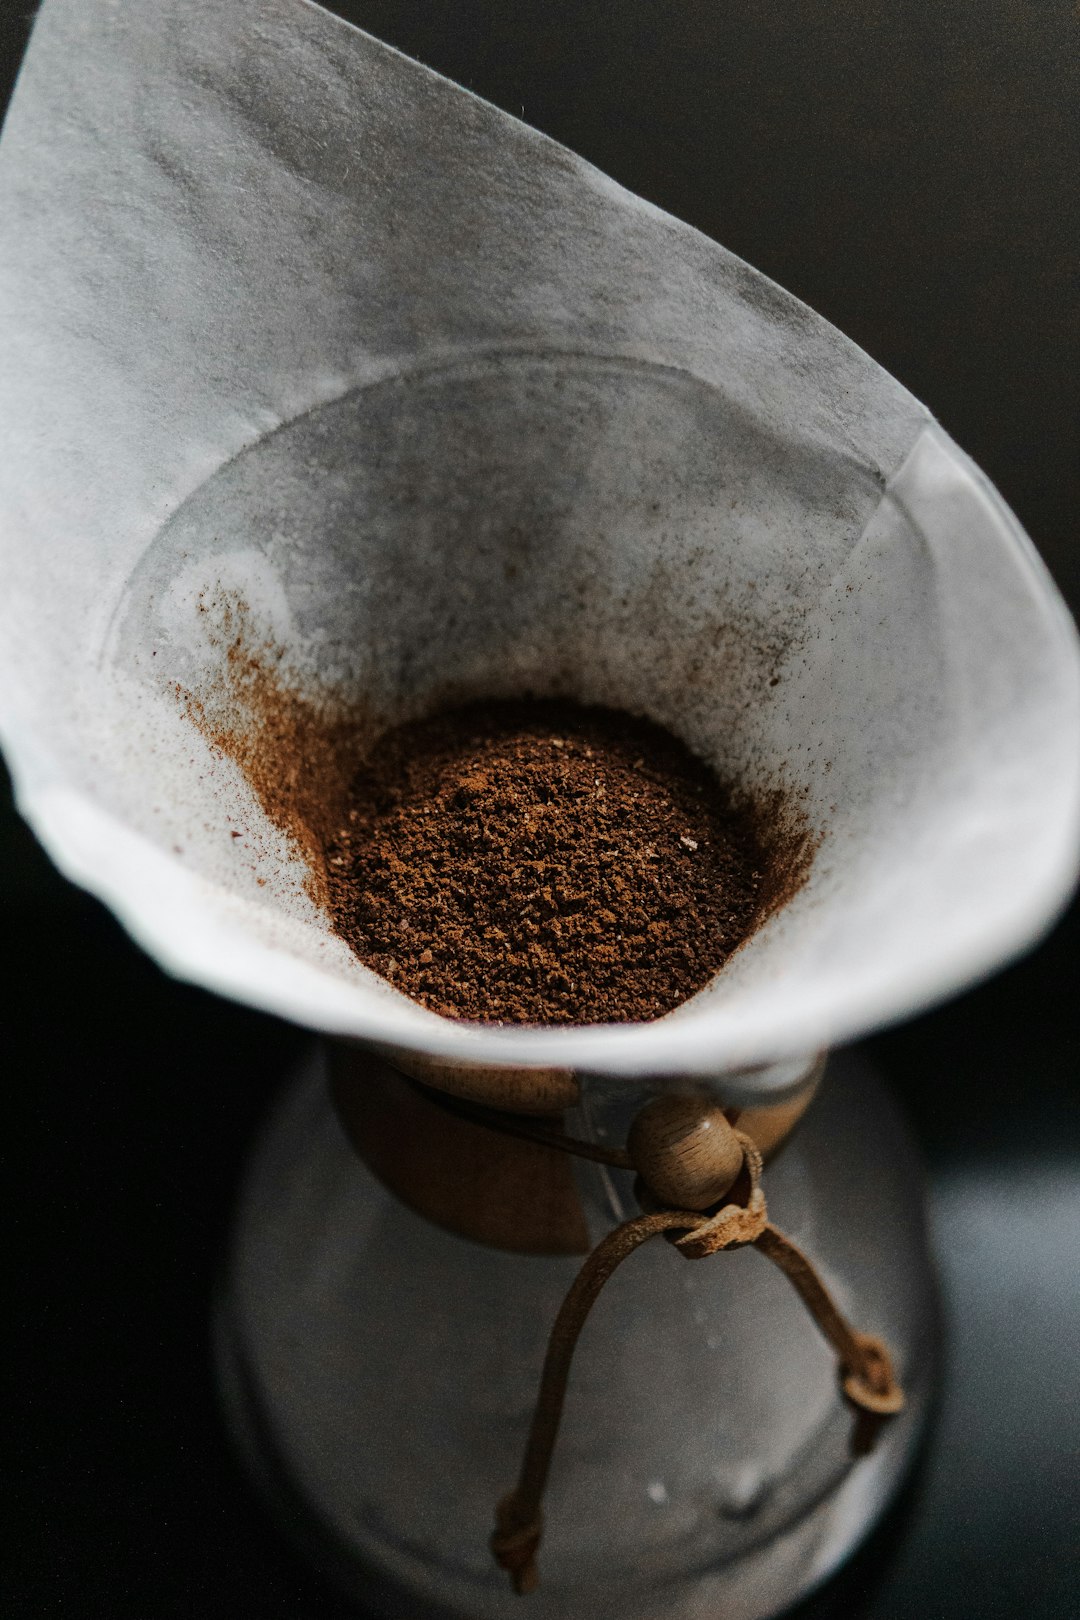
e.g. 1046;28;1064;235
177;588;378;910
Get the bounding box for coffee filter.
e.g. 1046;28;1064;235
2;0;1078;1092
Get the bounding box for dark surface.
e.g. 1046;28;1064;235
3;2;1079;1616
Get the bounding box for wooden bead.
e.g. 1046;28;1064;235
627;1095;745;1211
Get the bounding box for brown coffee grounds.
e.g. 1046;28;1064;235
325;700;769;1026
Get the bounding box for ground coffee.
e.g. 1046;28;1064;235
325;700;767;1026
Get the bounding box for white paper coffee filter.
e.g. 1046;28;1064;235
1;0;1078;1091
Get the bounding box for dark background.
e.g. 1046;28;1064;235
4;2;1078;1615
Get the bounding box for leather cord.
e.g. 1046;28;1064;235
487;1127;904;1594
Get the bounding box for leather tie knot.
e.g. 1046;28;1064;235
637;1131;769;1256
840;1331;905;1416
673;1185;768;1256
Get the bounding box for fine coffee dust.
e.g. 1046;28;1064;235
325;700;769;1026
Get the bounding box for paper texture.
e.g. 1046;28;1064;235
1;0;1077;1088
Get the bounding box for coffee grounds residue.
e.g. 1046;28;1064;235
326;700;771;1026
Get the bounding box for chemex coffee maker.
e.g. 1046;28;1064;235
2;3;1078;1617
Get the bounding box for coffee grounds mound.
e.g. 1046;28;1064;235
325;700;769;1027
